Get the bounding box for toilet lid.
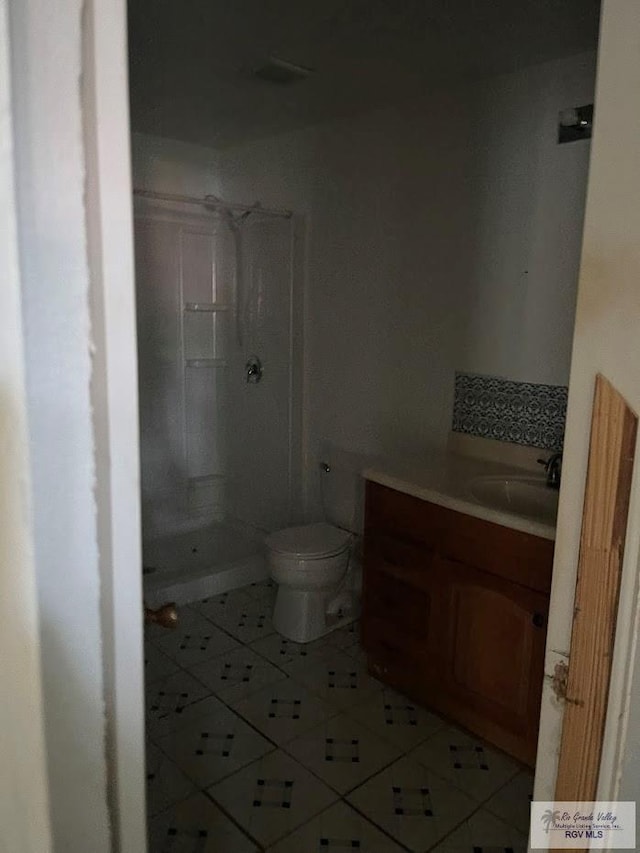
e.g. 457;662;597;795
266;523;351;559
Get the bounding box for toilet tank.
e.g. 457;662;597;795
320;446;367;534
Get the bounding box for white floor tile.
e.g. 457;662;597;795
146;741;195;817
148;791;259;852
348;685;445;750
342;642;369;666
346;755;478;852
484;769;534;834
266;800;406;852
229;679;338;745
190;645;288;703
284;711;402;794
244;578;277;604
431;807;528;852
328;620;361;651
209;597;277;644
153;613;241;669
287;649;382;711
190;588;259;625
146;670;212;739
411;725;520;802
249;632;337;672
208;749;338;847
155;695;276;787
145;640;180;683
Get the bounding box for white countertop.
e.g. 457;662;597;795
363;450;557;541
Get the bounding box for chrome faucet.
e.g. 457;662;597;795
537;452;562;489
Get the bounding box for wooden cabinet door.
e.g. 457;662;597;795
438;556;548;766
362;533;442;696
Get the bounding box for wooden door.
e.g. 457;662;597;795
439;556;548;765
554;376;637;803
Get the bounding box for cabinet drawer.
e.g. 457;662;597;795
366;480;553;594
365;532;434;580
365;480;443;547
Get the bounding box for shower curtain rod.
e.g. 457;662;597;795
133;188;293;219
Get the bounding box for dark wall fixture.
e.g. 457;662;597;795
558;104;594;144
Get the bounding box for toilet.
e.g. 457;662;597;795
265;452;362;643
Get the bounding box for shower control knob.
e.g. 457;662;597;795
245;355;263;383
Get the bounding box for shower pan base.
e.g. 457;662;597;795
143;521;268;608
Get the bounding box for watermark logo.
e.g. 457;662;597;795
531;801;636;849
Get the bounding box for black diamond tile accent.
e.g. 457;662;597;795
237;612;267;629
268;698;301;719
383;702;418;727
325;737;360;764
193;731;235;758
178;634;212;652
278;640;308;658
150;689;190;717
327;669;358;690
391;785;433;817
163;827;208;852
252;778;294;809
220;662;254;683
449;744;490;771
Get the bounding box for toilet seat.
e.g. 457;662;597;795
266;522;351;560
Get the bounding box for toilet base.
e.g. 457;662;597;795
272;586;359;643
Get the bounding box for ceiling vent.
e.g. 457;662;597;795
252;56;313;85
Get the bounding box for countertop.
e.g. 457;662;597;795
363;450;557;541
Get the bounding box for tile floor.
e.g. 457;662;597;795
145;579;533;852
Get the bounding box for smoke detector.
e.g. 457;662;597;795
252;56;313;85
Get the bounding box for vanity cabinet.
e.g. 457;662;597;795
362;480;554;766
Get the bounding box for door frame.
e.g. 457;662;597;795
7;0;146;850
0;0;52;849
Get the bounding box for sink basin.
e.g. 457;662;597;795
467;475;559;525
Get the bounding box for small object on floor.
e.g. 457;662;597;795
145;602;178;629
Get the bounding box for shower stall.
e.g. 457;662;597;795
133;191;298;606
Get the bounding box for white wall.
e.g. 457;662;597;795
458;53;595;386
9;1;145;852
0;0;52;848
534;0;640;813
133;51;596;518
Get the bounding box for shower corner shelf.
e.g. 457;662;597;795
184;301;232;313
185;358;228;369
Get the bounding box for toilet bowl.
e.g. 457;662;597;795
266;522;359;643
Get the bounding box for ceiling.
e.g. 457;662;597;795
128;0;601;150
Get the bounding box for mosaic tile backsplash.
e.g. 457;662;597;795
452;371;567;451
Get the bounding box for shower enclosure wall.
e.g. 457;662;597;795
134;194;298;605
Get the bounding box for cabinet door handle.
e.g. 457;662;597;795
532;612;545;628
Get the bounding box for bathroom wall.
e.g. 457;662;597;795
132;49;596;517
